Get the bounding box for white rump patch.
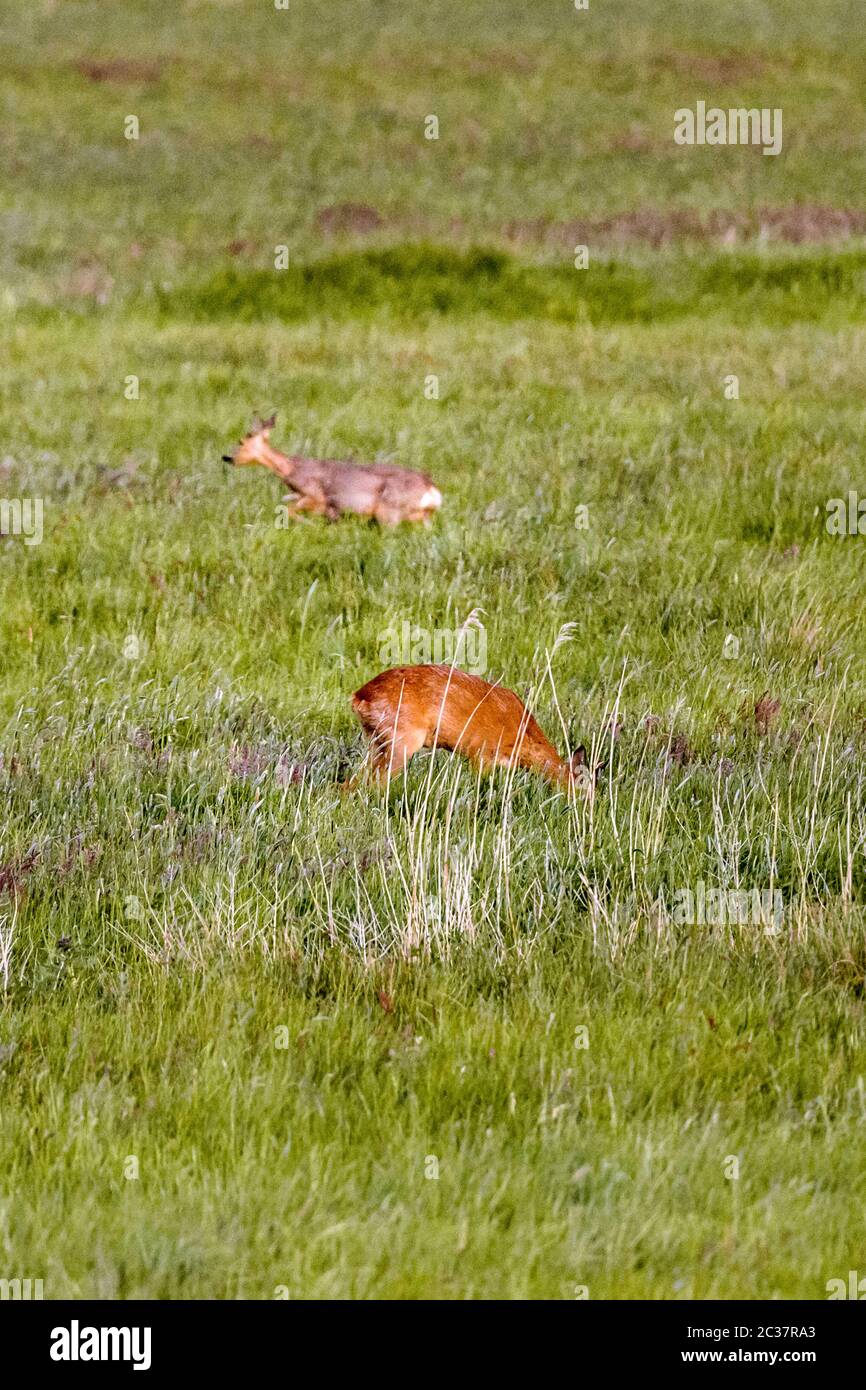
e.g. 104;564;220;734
419;486;442;510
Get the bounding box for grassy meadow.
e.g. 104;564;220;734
1;0;866;1298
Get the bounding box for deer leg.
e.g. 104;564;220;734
344;718;426;790
280;493;317;518
372;503;406;526
288;484;339;519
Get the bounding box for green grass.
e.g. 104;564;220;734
2;0;866;1300
151;244;866;327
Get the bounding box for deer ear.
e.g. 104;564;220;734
571;744;586;767
261;412;277;435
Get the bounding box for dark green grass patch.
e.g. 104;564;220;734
157;245;666;326
159;244;866;328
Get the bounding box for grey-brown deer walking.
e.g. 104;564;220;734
223;415;442;525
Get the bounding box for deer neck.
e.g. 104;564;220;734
258;442;297;483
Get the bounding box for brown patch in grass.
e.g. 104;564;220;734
642;716;691;765
391;346;435;370
73;57;163;84
753;206;866;243
459;118;489;151
667;733;693;767
608;125;654;153
754;694;781;736
128;726;153;753
464;49;535;76
244;134;283;154
504;209;702;249
0;847;39;901
315;203;383;236
652;50;769;83
58;839;102;877
503;205;866;249
275;756;306;787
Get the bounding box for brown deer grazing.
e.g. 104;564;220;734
223;415;442;525
347;664;600;793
